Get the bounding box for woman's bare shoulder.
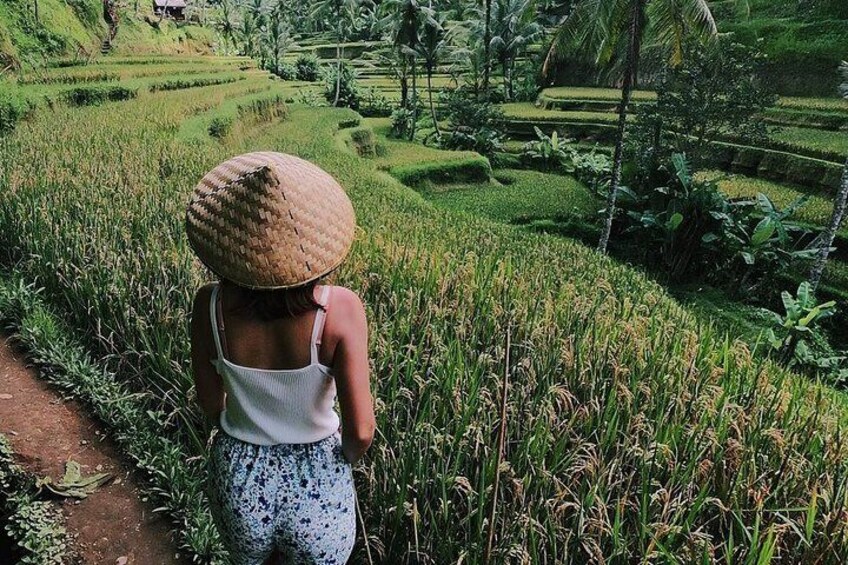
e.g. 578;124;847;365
326;286;366;328
327;285;363;308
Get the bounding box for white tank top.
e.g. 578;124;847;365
210;284;340;445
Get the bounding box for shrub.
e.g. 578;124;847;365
207;117;232;138
766;282;846;384
359;88;392;117
275;63;297;81
619;153;813;290
0;435;67;564
389;157;492;187
0;90;33;134
296;89;324;107
438;88;505;157
323;61;359;110
390;105;416;139
295;54;320;81
62;85;138;106
348;127;380;158
573;147;612;188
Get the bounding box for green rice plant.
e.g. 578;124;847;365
61;85;138;106
2;60;848;563
770;126;848;162
148;74;242;92
0;278;224;561
777;96;848;114
697;171;841;234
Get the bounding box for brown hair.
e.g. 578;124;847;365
221;279;323;320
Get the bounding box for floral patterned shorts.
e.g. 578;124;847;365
208;431;356;564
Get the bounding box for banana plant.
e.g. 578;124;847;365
521;126;576;172
766;281;839;369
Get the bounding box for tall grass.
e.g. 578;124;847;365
2;61;848;563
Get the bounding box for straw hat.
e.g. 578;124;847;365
185;151;355;289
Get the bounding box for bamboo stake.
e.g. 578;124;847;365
355;491;374;565
485;325;511;564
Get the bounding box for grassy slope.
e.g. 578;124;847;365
0;1;213;65
423;168;596;224
0;0;104;62
3;59;848;561
111;11;215;56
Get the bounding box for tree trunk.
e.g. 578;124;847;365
597;84;632;254
597;0;642;254
334;23;342;107
410;57;418;140
427;69;439;135
508;58;515;101
400;74;409;108
502;60;509;101
482;0;492;97
34;0;39;22
808;156;848;292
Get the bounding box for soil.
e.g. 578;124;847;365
0;335;183;565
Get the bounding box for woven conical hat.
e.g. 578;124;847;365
185;152;355;289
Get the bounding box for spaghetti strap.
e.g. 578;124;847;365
209;283;225;362
310;286;332;365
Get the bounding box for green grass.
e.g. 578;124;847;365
109;12;215;56
540;87;657;101
3;58;848;563
0;433;68;564
0;0;104;62
778;96;848;113
501;103;623;124
423;169;597;225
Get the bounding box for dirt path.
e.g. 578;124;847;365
0;335;182;565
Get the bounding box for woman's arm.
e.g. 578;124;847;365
331;288;376;464
190;284;225;424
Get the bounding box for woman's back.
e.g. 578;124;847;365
215;282;333;371
187;152;374;563
209;283;340;446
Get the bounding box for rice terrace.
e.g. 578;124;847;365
1;0;848;562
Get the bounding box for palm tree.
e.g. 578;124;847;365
216;0;239;53
482;0;492;96
238;10;258;57
265;6;293;75
490;0;542;101
415;10;450;135
382;0;437;139
545;0;717;254
313;0;366;106
808;61;848;292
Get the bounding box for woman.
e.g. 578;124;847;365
185;152;375;564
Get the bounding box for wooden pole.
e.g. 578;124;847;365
484;324;510;564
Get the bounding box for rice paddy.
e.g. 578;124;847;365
3;54;848;563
